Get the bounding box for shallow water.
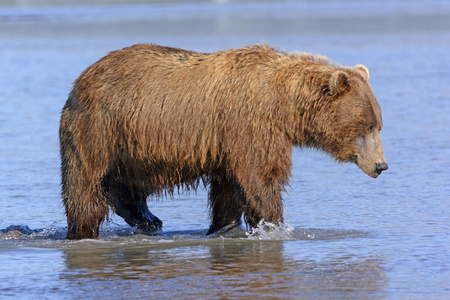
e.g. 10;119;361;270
1;0;449;299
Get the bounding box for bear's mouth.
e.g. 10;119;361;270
354;155;385;178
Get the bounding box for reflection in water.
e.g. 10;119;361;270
60;238;387;298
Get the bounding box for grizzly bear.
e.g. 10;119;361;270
60;43;388;240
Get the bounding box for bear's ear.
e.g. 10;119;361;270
329;70;350;97
354;64;369;81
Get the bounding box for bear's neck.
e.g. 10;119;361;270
274;61;334;149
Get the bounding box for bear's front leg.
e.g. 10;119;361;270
240;176;285;229
243;194;284;229
206;175;245;235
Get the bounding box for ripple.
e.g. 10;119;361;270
0;222;371;250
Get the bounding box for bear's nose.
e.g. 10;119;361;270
375;162;388;175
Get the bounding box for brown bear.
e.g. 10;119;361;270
59;43;388;240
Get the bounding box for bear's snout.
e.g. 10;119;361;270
375;162;388;175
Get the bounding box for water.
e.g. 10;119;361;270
1;0;449;298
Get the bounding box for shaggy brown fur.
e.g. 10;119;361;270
60;43;386;239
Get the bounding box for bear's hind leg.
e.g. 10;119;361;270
61;160;109;239
112;184;162;232
64;187;109;240
66;214;105;240
206;175;245;235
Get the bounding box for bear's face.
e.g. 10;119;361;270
328;65;388;178
350;90;387;178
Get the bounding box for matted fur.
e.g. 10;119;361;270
60;43;382;239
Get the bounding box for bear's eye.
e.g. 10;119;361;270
367;124;374;133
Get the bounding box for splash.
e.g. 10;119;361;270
0;225;38;239
245;219;295;240
0;223;369;246
0;223;66;241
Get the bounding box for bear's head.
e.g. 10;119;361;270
322;64;388;178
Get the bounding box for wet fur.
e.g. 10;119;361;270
60;43;376;239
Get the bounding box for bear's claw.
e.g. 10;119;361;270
136;211;163;231
206;220;242;235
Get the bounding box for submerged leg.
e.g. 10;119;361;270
64;183;109;240
112;183;162;231
206;175;245;235
241;180;284;229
